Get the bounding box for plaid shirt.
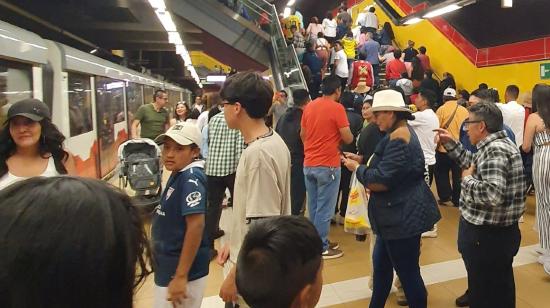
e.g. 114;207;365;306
444;130;526;226
205;112;244;177
293;32;305;49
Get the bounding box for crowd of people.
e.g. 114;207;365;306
1;4;550;308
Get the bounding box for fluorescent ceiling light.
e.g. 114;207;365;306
404;17;423;25
148;0;166;10
207;75;227;82
502;0;513;7
283;7;291;18
423;4;461;18
155;10;177;32
168;32;182;45
287;0;296;6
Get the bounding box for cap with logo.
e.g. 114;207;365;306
154;122;202;147
443;88;457;97
6;98;51;123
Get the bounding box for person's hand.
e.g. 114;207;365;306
167;276;188;306
462;164;475;178
433;128;454;144
219;272;238;303
343;151;362;163
216;243;230;266
342;156;360;172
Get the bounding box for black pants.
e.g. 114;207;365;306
434;151;461;205
336;163;352;217
372;64;380;87
338;76;348;92
206;173;236;248
458;218;520;308
290;159;306;215
424;164;434;187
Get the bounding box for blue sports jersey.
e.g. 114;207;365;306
152;160;209;286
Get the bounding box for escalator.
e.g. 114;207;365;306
169;0;308;95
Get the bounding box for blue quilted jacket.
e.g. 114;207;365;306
356;125;441;240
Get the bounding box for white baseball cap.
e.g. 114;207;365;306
443;88;457;97
155;122;202;147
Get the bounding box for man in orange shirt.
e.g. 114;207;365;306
301;76;354;259
385;49;406;87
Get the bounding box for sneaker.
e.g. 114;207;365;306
421;229;438;238
535;246;549;255
455;290;469;307
396;296;408;306
538;255;550;265
322;248;344;259
438;199;451;206
519;215;525;223
334;214;345;225
329;241;340;250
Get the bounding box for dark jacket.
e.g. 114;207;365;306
275;107;304;162
342;108;364;153
357;122;385;163
356;124;441;239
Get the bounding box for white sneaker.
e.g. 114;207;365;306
422;229;438;238
538;255;550;265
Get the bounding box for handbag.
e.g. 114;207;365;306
344;171;370;235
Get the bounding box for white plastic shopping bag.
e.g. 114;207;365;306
344;171;370;235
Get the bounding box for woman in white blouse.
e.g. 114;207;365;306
322;11;337;45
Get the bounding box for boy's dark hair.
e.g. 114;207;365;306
369;6;376;13
334;40;343;48
419;46;427;54
418;89;437;109
0;176;151;308
340;91;355;109
393;49;402;59
458;89;470;100
469;101;504;133
236;216;323;308
505;85;520;100
292;89;310;107
478;83;489;90
321;76;342;95
220;71;274;119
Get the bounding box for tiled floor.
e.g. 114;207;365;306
133;192;550;308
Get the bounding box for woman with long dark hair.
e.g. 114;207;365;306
0;176;152;308
170;101;190;126
0;98;75;190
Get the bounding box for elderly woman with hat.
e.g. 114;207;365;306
342;89;440;308
0;98;75;190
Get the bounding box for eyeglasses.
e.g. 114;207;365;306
463;119;483;129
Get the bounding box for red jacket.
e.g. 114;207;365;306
349;60;374;89
386;59;406;81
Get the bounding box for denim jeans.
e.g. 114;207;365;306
370;235;427;308
304;166;341;251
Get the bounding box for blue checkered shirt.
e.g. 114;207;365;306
444;130;526;226
205;112;244;177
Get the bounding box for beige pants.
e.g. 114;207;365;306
153;276;207;308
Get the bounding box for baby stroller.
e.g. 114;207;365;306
118;139;162;215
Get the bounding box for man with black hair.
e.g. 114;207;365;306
302;42;322;99
417;46;431;71
420;70;440;106
499;85;525;146
301;76;353;259
435;102;525;308
385;49;406;86
276;89;311;215
403;40;418;62
131;89;169;139
218;71;291;307
236;216;323;308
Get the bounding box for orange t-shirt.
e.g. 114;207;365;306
301;97;349;167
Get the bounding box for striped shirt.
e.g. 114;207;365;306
205;112;244;177
444;130;526;226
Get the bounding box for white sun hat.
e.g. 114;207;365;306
370;89;412;113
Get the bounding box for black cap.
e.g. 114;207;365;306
6;98;51;122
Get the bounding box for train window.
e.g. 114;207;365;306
0;59;33;125
67;73;93;137
166;89;180;116
126;82;143;124
143;85;155;105
95;77;125;124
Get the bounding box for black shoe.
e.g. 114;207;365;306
213;229;225;240
396;297;408;306
438;199;451;205
455;290;469;307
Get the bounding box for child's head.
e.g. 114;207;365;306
155;123;202;171
236;216;323;308
220;71;274;129
0;176;151;308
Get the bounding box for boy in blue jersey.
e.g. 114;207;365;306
152;122;209;308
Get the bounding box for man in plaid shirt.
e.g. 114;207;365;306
435;102;526;308
206;110;244;258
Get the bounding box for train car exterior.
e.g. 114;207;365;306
0;20;190;179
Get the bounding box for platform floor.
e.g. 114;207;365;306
132;187;550;308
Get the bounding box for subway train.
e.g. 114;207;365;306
0;20;191;179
